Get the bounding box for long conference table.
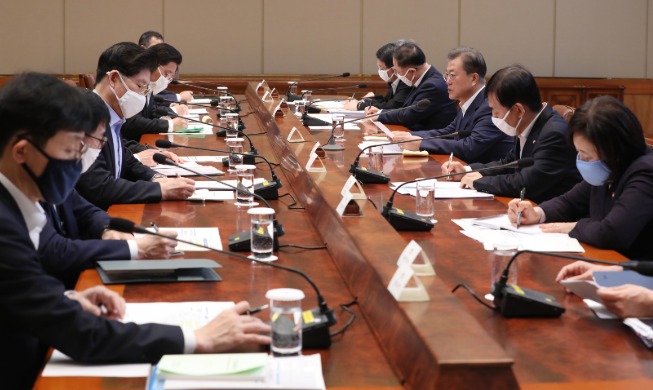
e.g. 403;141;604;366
35;82;653;390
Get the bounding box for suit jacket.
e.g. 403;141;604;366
120;94;171;142
378;66;457;131
76;118;162;210
540;151;653;259
39;190;131;288
357;80;411;110
470;105;581;203
415;91;513;164
0;185;183;390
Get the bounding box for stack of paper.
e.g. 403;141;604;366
194;178;266;191
391;180;494;199
184;156;227;163
152;162;223;177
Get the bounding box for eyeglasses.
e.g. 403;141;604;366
119;72;151;95
443;72;458;82
158;66;175;81
86;133;108;149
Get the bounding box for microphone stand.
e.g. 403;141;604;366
108;217;335;349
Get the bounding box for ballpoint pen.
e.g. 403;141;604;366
246;304;269;315
516;187;526;229
447;152;454;180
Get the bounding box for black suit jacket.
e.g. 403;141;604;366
541;151;653;259
120;94;172;142
0;185;183;390
378;66;457;131
470;105;581;203
357;80;411;110
39;190;131;288
76;119;162;210
416;91;513;163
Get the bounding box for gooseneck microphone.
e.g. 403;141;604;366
349;128;473;184
169;80;242;111
381;158;535;231
300;84;368;99
154;107;256;154
107;217;335;349
152;153;285;251
154;139;282;200
287;72;351;101
320;99;431;151
490;250;653;318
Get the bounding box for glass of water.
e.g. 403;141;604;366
415;181;435;217
302;90;312;104
226;138;243;173
248;207;276;261
235;164;258;207
331;115;345;140
288;82;298;96
217;86;228;98
294;100;306;118
225;113;239;137
368;145;383;171
265;288;305;356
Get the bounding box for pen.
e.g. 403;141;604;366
447;152;454;180
150;222;160;232
516;187;526;229
246;304;269;315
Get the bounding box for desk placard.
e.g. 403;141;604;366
336;191;353;216
270;88;279;99
341;175;366;200
306;142;326;173
387;264;429;302
287;126;305;143
261;90;272;102
273;99;285;118
255;80;270;96
397;240;435;276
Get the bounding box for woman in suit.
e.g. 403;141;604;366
508;96;653;259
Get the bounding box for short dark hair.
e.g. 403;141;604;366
95;42;158;85
568;95;647;183
376;42;398;68
138;31;164;47
147;43;183;66
486;64;542;112
0;72;92;154
393;40;426;67
448;47;487;79
82;89;110;134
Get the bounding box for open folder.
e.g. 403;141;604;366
96;259;222;284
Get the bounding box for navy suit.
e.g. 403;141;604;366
378;66;457;131
541;151;653;259
415;91;513;164
0;185;183;390
470;105;581;203
121;94;173;142
39;190;131;288
76;115;162;210
357;80;411;110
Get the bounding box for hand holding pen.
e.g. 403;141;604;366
516;187;526;229
446;153;454;180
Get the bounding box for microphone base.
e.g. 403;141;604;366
385;208;434;231
494;284;565;318
301;307;335;349
302;114;331;127
350;165;390;184
287;92;302;102
253;181;280;200
228;230;281;252
221;155;256;166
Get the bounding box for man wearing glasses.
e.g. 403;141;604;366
76;42;196;210
390;47;513;163
121;43;190;142
363;40;457;131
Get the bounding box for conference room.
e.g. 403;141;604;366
2;1;653;389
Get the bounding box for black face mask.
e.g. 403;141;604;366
21;139;82;205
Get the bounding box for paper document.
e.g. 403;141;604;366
188;108;209;115
189;189;234;201
189;98;211;104
157;353;268;380
184;156;226;163
160;123;213;135
327;109;366;118
311;100;345;110
391;180;494;199
372;121;394;139
358;141;402;155
194;178;266;191
137;227;223;252
469;214;542;234
42;302;234;378
152;162;223;177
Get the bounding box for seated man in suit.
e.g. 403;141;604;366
76;42;196;210
443;65;581;203
138;30;193;103
363;40;457;131
121;43;190;142
390;47;513;164
0;72;270;390
40;91;179;289
343;41;411;111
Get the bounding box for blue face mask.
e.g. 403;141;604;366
576;154;611;186
22;140;83;205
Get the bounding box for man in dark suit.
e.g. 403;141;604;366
391;47;513;164
364;40;457;131
344;41;411;111
444;65;581;203
0;72;270;390
76;42;196;210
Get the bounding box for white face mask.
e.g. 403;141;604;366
81;147;101;173
150;67;171;95
492;106;522;137
109;72;146;119
377;68;393;82
396;68;416;87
